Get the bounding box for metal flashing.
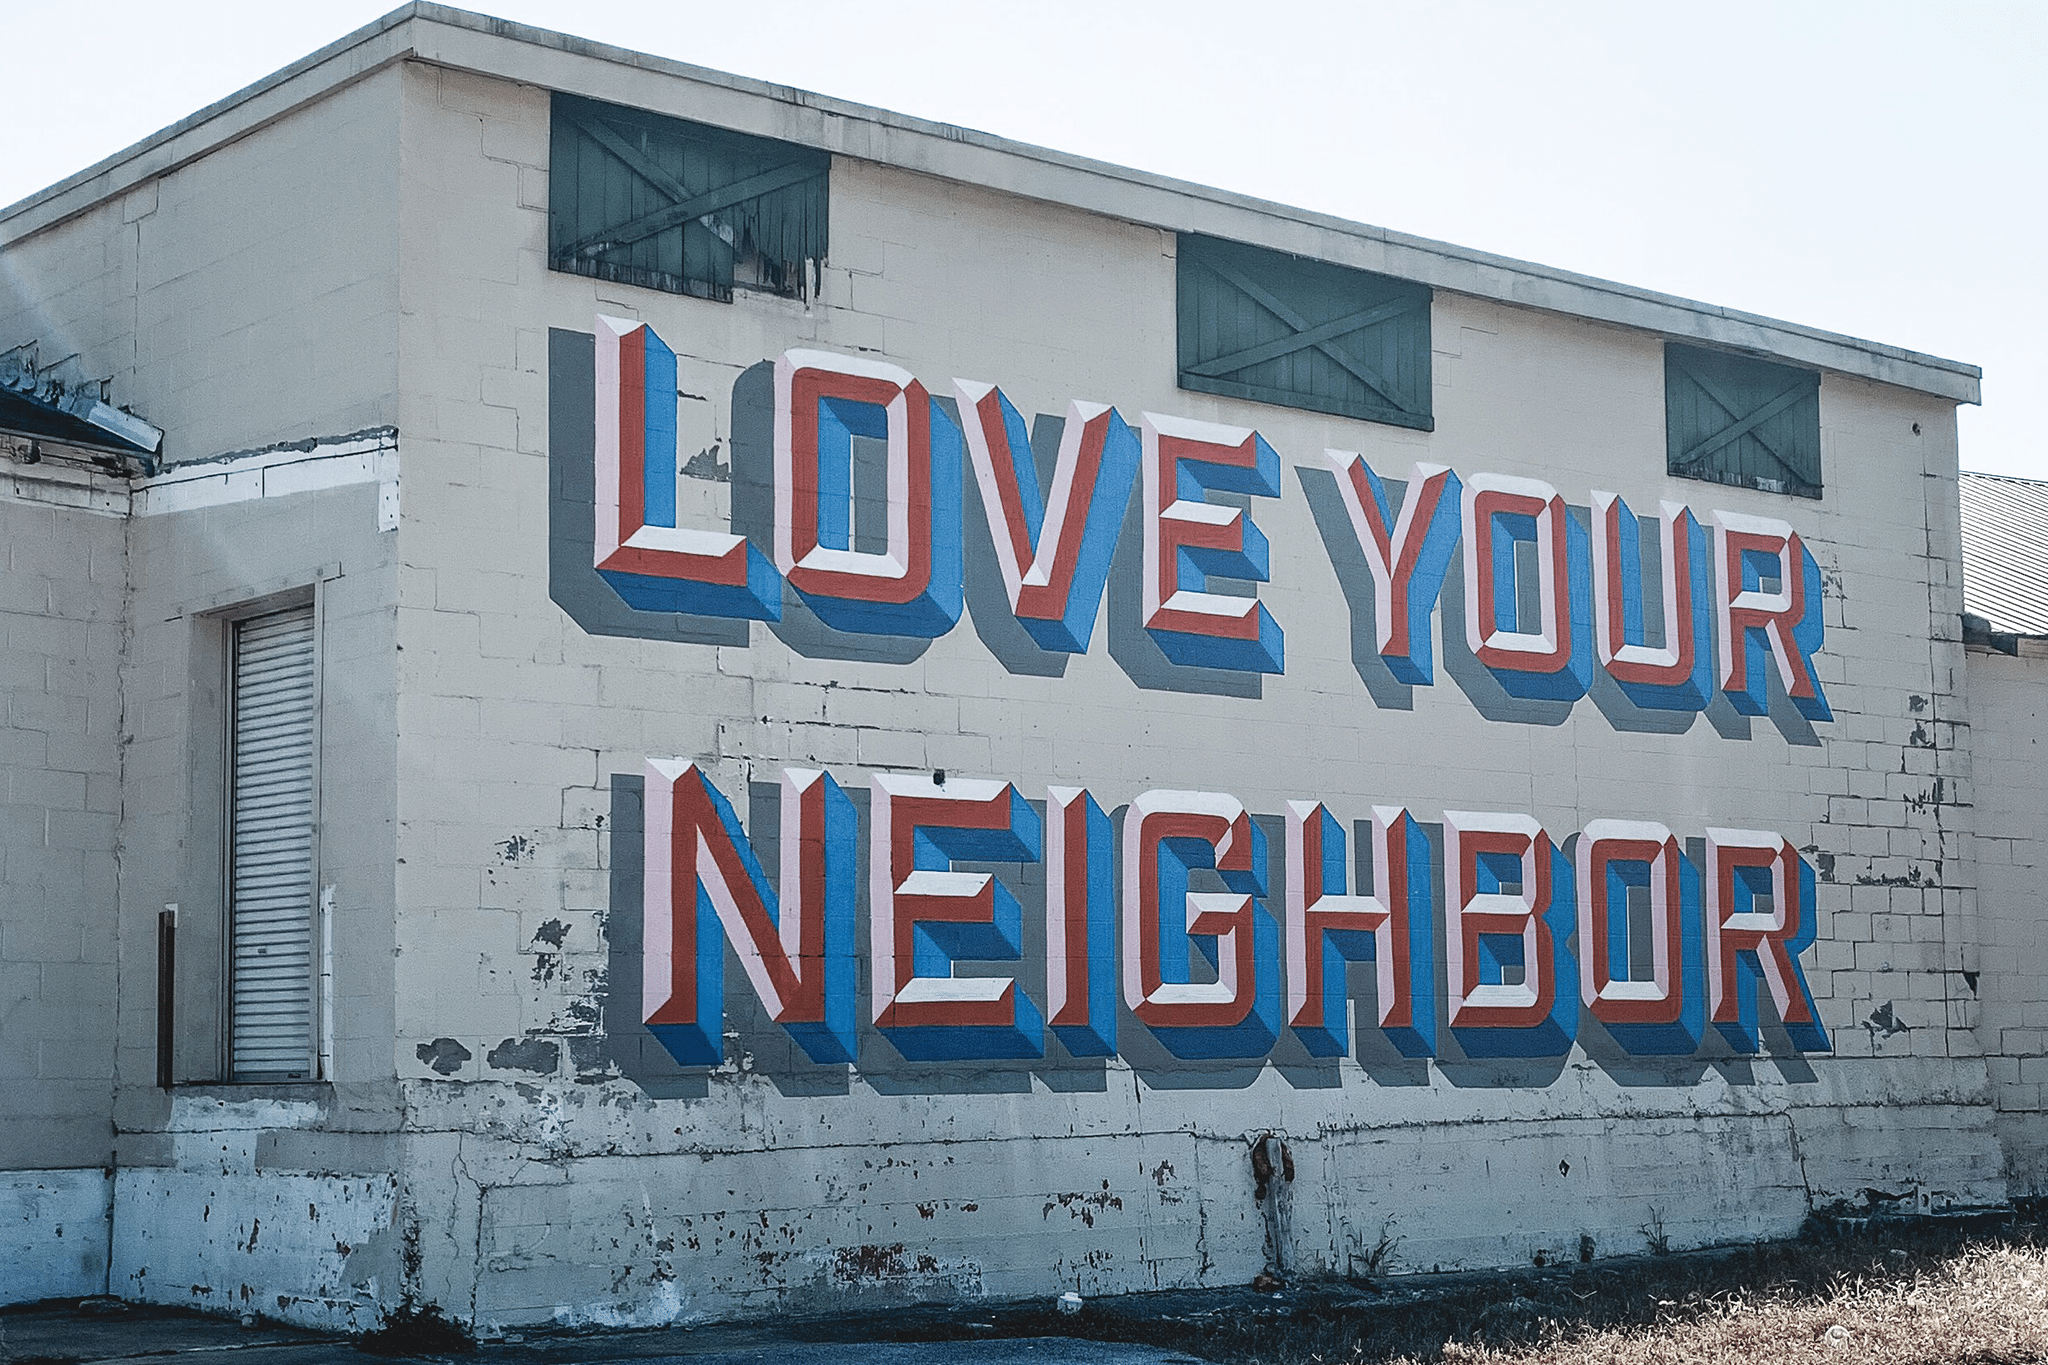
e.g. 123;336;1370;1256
0;344;163;463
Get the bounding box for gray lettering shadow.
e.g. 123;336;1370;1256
1432;1054;1566;1090
1255;812;1348;1092
601;774;710;1099
1105;479;1262;699
1438;547;1576;727
1576;1016;1713;1088
722;780;861;1096
1321;817;1434;1090
609;777;1112;1098
1422;827;1800;1088
604;773;857;1098
1119;811;1294;1091
959;413;1069;677
1576;502;1701;736
730;362;933;665
1294;465;1416;711
1763;661;1822;747
1765;1046;1819;1084
1697;570;1820;746
1589;667;1701;736
1416;820;1572;1090
1704;684;1753;740
1429;1029;1573;1090
860;793;1110;1096
1696;634;1821;745
546;329;749;648
1571;823;1715;1094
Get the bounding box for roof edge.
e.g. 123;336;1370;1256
0;3;1983;405
1961;468;2046;487
0;5;426;235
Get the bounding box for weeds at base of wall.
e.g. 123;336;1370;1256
1639;1208;1671;1256
1357;1223;1402;1277
355;1301;473;1357
785;1209;2045;1365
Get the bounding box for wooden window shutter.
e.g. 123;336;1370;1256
1665;343;1822;499
227;605;319;1081
1176;233;1433;431
550;93;829;303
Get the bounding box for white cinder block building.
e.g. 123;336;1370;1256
2;3;2043;1333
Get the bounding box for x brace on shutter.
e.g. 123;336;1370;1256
559;107;822;260
1674;362;1814;483
1188;256;1424;415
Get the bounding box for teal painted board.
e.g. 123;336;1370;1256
549;93;828;303
1665;344;1821;499
1176;234;1433;431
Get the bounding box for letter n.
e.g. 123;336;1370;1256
642;760;856;1065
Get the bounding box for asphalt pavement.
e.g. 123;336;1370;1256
0;1300;1205;1365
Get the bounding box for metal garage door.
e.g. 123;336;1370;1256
228;605;318;1081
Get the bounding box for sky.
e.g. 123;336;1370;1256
3;0;2042;477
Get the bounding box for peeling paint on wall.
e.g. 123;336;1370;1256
416;1039;472;1076
486;1037;561;1074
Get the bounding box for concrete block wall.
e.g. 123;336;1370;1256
1967;641;2048;1190
0;53;409;1316
0;65;402;467
1802;373;1982;1065
107;1092;402;1332
369;61;2003;1332
0;466;126;1302
103;475;403;1329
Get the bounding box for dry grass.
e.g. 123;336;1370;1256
1414;1240;2048;1365
1133;1220;2048;1365
861;1215;2048;1365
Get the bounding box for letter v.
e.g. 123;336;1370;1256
957;380;1140;653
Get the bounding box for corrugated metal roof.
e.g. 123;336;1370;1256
1960;470;2048;637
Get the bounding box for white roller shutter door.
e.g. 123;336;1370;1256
228;606;318;1081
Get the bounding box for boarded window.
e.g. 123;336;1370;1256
1176;234;1432;430
550;93;829;303
1665;343;1822;499
228;606;318;1082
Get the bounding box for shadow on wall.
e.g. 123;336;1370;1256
599;776;1826;1100
730;362;936;666
548;330;747;648
549;329;1257;689
1296;466;1824;744
959;411;1068;679
605;773;1132;1099
551;326;1827;740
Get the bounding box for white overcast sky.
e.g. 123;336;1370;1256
4;1;2042;478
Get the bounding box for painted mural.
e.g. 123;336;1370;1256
640;759;1826;1069
551;317;1839;1081
585;315;1828;719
